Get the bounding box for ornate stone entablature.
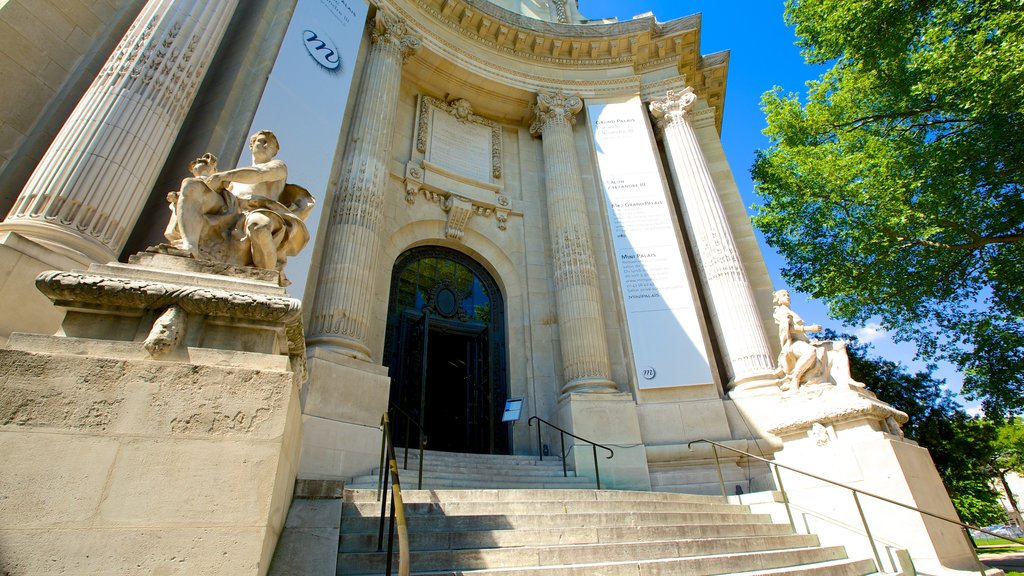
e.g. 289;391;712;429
382;0;728;129
405;95;513;239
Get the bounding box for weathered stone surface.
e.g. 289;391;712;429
0;345;301;576
0;350;292;439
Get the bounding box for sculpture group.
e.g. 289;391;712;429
161;130;313;284
773;289;866;394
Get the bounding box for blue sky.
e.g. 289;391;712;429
580;0;972;408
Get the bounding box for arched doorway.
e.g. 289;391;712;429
384;246;509;454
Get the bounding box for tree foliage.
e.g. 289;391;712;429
752;0;1024;417
840;333;1005;525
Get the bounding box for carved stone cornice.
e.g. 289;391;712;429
529;91;583;136
767;385;910;439
372;9;422;60
649;87;698;131
36;271;302;324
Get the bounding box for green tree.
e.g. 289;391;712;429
990;419;1024;523
751;0;1024;417
839;333;1005;525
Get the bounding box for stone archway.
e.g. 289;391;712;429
383;245;509;454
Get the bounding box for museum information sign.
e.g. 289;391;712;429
247;0;369;296
588;97;712;388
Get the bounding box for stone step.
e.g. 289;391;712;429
407;557;879;576
339;509;776;534
339;521;800;553
346;474;596;490
392;449;555;465
343;497;749;518
338;545;857;575
344;488;729;505
372;463;578;479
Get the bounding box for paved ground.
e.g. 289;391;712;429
980;549;1024;573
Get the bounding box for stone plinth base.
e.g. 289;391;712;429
298;345;390;480
0;347;302;576
769;386;977;575
556;392;652;490
0;232;77;346
0;252;307;576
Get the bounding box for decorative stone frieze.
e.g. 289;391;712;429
531;91;616;395
0;0;240;264
306;10;421;361
650;87;775;388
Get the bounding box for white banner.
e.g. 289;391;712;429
588;97;712;388
245;0;368;296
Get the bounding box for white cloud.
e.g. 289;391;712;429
966;406;985;418
854;322;887;344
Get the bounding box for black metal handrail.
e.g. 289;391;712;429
388;403;427;490
689;438;1021;575
528;416;614;489
376;413;410;576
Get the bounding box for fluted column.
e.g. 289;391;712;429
650;87;775;387
0;0;239;264
530;92;616;395
305;11;420;361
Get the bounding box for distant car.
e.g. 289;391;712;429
976;524;1024;539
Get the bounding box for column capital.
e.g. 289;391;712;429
372;10;421;60
529;91;583;136
648;87;698;131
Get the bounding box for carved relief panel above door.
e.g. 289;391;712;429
405;95;515;240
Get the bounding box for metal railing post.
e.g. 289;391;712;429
852;491;883;573
961;527;988;576
593;444;601;489
536;421;544;461
385;496;396;575
711;444;727;497
560;432;567;477
417;432;425;490
376;457;389;552
773;463;796;531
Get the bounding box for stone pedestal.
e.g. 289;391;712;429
0;232;72;345
556;392;651;490
0;253;304;576
298;347;390;480
769;386;978;575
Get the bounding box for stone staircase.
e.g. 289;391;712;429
345;449;597;490
336;451;878;575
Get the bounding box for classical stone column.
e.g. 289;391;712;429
530;92;616;395
650;87;775;387
305;11;420;361
0;0;239;264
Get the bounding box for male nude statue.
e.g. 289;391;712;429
170;130;312;277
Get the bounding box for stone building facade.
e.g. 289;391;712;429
0;1;977;574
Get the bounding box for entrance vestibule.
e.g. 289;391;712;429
384;246;509;454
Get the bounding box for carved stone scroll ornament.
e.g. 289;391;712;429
529;91;583;135
443;196;474;240
143;304;187;356
648;87;698;131
372;10;421;60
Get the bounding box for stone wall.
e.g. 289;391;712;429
0;347;302;576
